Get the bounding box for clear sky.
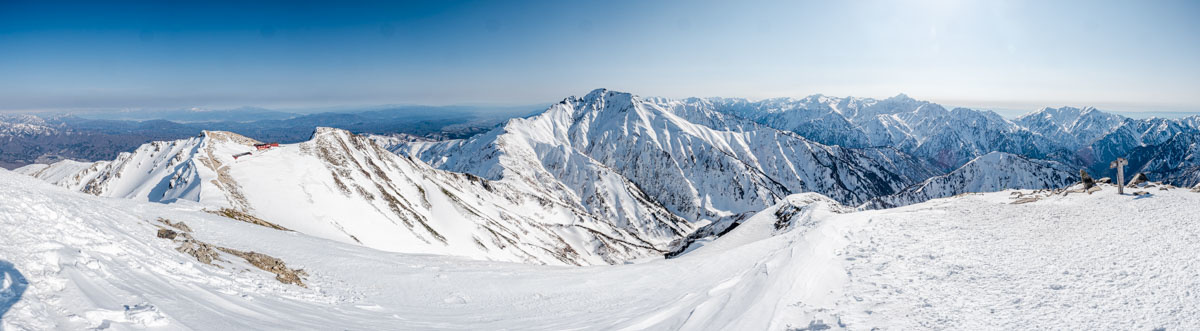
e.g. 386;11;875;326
1;0;1198;113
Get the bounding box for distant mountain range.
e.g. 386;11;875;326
11;88;1200;265
0;105;539;169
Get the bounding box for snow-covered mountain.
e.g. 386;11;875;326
19;127;692;265
0;115;67;168
0;114;60;136
701;94;1200;185
397;89;935;226
0;115;200;170
1013;106;1126;149
706;94;1070;171
16;89;1198;269
866;152;1078;208
11;159;96;186
1125;132;1200;187
1015;107;1200;178
4;166;1198;329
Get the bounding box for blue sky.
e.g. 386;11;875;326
1;0;1198;113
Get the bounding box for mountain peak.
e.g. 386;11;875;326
200;130;259;145
584;88;609;99
975;151;1014;162
312;126;351;136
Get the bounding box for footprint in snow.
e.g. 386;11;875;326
443;293;470;305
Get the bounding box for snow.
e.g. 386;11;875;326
837;186;1200;329
5;89;1200;328
3;167;1197;329
24;128;685;266
869;151;1078;208
401;89;934;229
12;160;95;186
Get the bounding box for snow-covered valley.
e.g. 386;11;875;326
3;165;1198;330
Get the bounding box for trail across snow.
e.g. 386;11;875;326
833;188;1200;329
1;168;1198;329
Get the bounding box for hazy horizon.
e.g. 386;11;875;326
2;0;1198;114
10;90;1199;121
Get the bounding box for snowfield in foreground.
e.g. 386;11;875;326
1;168;1197;330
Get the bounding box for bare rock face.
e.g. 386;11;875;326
151;217;305;286
206;208;290;231
157;218;192;232
1128;173;1149;187
175;238;223;266
217;248;308;287
1080;169;1096;189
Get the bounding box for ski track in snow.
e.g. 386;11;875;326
2;167;1199;330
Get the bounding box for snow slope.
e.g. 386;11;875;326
1016;107;1200;179
400;89;934;225
711;94;1069;171
866;152;1078;208
1014;106;1126;148
1126;132;1200;187
708;94;1200;182
3;169;1197;330
22;128;692;266
12;160;96;185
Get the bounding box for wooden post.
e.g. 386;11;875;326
1110;157;1127;195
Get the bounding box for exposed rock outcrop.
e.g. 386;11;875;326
1080;169;1095;189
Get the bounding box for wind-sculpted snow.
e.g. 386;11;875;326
4;169;1199;329
23;128;690;265
401;89;933;228
866;152;1078;208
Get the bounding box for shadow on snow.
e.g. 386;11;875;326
0;260;28;321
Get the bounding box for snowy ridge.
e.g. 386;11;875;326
1014;106;1126;148
1126;132;1200;187
866;152;1077;208
1015;107;1200;178
4;169;1198;329
12;160;94;185
705;94;1200;185
24;128;691;265
400;89;934;228
710;94;1070;171
0;114;60;136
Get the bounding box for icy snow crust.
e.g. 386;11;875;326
3;169;1198;330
